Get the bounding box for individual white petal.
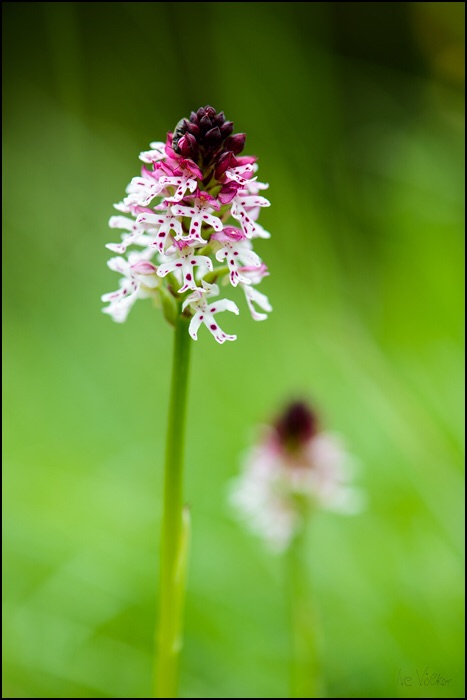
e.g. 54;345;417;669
108;215;135;230
102;301;131;323
179;267;203;292
188;313;203;340
153;225;173;252
124;176;163;206
156;260;178;278
231;201;257;238
212;331;237;344
244;179;269;194
101;289;122;302
244;285;272;321
202;212;223;231
251;223;271;239
113;201;131;213
237;248;261;267
236;195;271;208
105;242;127;254
225;163;256;185
192;255;213;271
139;142;166;163
207;299;239;315
205;315;237;344
178;276;198;293
149;141;166;151
107;256;130;275
171;204;195;217
136;212;168;226
106;213;151;253
163;176;198;202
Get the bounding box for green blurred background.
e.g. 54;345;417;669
3;2;464;697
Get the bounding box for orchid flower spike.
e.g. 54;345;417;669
230;401;364;552
102;106;272;343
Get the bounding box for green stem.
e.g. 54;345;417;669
287;528;323;698
155;315;192;698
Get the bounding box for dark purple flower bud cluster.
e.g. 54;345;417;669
172;105;246;169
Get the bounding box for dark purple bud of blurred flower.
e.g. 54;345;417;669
275;401;319;453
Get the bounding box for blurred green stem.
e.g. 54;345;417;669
288;528;323;698
155;315;192;698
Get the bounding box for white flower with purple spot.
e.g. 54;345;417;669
182;284;239;344
135;209;184;253
157;244;213;293
212;227;262;287
225;163;256;185
124;174;165;207
231;193;271;238
171;194;223;244
160;174;198;203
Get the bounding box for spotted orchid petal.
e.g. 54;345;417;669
225;163;256;185
187;295;239;344
136;211;183;252
171;201;223;243
124;175;164;207
215;240;262;287
157;247;213;293
231;194;271;238
160;175;198;202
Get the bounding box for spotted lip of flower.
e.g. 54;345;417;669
230;193;271;239
211;227;262;287
103;105;272;341
230;401;364;551
182;283;239;344
157;243;213;294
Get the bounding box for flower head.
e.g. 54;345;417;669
103;107;271;342
230;401;363;552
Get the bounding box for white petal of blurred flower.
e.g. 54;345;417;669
230;402;364;551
